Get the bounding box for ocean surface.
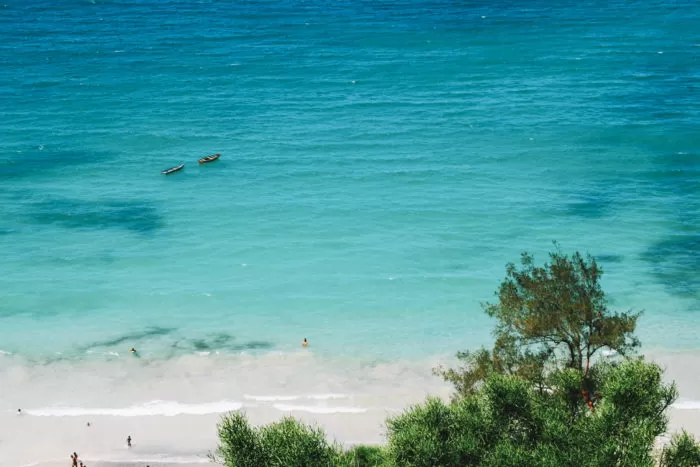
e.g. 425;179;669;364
1;0;698;365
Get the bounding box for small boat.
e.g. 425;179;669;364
162;163;184;175
199;153;220;164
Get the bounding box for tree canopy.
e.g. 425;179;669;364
213;248;699;467
437;249;640;406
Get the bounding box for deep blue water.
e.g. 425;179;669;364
0;0;698;360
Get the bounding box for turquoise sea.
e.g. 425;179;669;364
1;0;698;363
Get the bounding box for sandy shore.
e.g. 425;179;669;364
3;408;396;467
2;350;699;466
9;407;700;467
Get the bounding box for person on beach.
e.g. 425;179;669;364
71;452;78;467
302;338;308;347
127;435;132;447
17;408;21;415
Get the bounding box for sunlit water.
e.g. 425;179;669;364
0;0;698;401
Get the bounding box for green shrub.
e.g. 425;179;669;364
385;396;489;466
212;251;697;467
660;431;700;467
213;412;340;467
260;417;339;466
337;445;388;466
213;411;266;467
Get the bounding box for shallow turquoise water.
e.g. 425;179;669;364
0;0;698;360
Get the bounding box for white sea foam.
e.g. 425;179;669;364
243;393;349;402
273;404;366;414
25;400;243;417
307;393;349;400
672;400;700;410
244;394;299;402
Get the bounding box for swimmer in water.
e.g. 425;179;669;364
302;338;308;347
130;348;136;354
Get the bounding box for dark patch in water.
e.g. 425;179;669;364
174;334;273;352
231;341;274;351
192;339;211;351
186;334;272;352
173;333;238;352
640;151;699;300
192;333;236;350
26;197;164;234
0;148;114;181
597;254;624;264
87;327;175;349
565;191;613;219
642;234;700;300
210;333;235;347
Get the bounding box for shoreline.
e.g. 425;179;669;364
2;350;700;466
12;410;700;467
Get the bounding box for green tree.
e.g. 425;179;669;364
338;445;389;467
212;411;266;467
211;412;340;467
660;431;700;467
437;249;640;405
212;249;691;467
387;360;677;467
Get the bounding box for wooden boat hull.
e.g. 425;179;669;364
162;163;184;175
199;153;221;164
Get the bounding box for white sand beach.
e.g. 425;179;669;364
2;351;699;466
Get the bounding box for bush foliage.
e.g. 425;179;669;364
213;250;700;467
212;412;342;467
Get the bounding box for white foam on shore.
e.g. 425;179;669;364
25;400;243;417
273;404;367;414
244;394;299;401
673;400;700;410
244;393;349;402
308;393;349;400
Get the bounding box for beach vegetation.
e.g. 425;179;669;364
436;249;640;408
213;249;700;467
660;431;700;467
337;445;388;466
214;359;688;466
384;359;676;466
212;412;340;467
